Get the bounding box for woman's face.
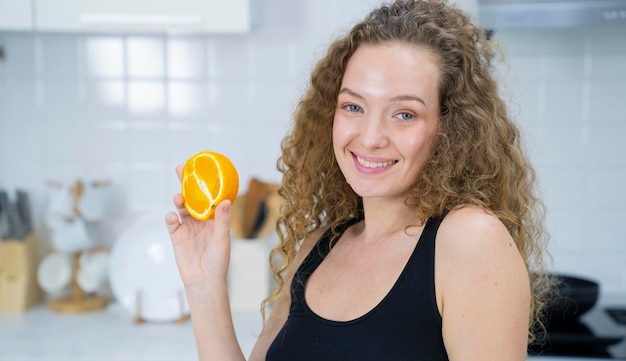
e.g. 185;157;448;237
332;42;441;201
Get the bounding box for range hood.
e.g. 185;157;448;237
478;0;626;30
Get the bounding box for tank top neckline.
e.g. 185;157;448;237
299;216;438;327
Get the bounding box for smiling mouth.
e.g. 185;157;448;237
355;155;398;169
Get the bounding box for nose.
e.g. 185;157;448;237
359;113;388;149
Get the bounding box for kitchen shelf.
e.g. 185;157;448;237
0;0;258;33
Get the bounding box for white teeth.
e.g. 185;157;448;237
356;156;396;168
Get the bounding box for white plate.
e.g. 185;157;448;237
108;213;189;322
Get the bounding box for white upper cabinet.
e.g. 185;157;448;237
0;0;33;31
2;0;257;33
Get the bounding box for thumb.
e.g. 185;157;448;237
213;199;232;244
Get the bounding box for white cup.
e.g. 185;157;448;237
49;218;93;253
77;251;109;293
78;184;112;222
37;253;73;294
45;186;75;223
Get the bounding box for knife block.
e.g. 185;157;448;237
0;232;42;313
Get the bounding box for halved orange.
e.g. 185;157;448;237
181;151;239;220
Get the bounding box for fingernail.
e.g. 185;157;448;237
223;202;231;214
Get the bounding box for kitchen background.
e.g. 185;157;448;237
0;0;625;300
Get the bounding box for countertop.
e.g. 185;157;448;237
0;299;624;361
0;303;262;361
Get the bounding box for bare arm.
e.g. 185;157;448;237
166;163;327;361
436;206;531;361
165;165;245;361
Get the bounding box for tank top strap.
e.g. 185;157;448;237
404;211;448;285
291;217;361;304
419;210;448;251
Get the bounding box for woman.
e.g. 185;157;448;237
165;0;550;360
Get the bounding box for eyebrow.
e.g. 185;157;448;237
338;87;426;106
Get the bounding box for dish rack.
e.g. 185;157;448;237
47;248;109;313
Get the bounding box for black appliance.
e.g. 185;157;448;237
530;308;626;358
528;274;626;359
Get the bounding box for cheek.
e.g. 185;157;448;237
411;121;438;152
332;116;350;147
332;116;344;157
405;133;428;152
404;131;436;163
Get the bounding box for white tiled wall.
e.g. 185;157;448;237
494;28;626;295
0;0;625;295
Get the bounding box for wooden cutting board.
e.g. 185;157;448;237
241;178;269;239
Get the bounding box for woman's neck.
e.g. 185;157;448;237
358;197;423;244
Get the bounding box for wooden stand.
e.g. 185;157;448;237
48;252;107;313
45;178;112;313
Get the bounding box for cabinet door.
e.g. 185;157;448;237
0;0;33;31
35;0;251;33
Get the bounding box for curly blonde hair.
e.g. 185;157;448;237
264;0;551;346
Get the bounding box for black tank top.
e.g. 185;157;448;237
266;215;450;361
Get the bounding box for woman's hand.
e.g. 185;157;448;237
165;165;233;290
165;165;247;361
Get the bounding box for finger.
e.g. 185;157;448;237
173;193;185;208
175;164;184;182
213;199;232;245
173;193;192;219
164;211;181;235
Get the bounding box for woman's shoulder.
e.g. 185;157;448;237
439;205;512;244
436;205;521;268
434;210;531;360
434;204;530;324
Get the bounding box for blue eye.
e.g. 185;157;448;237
397;112;414;121
344;104;362;112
